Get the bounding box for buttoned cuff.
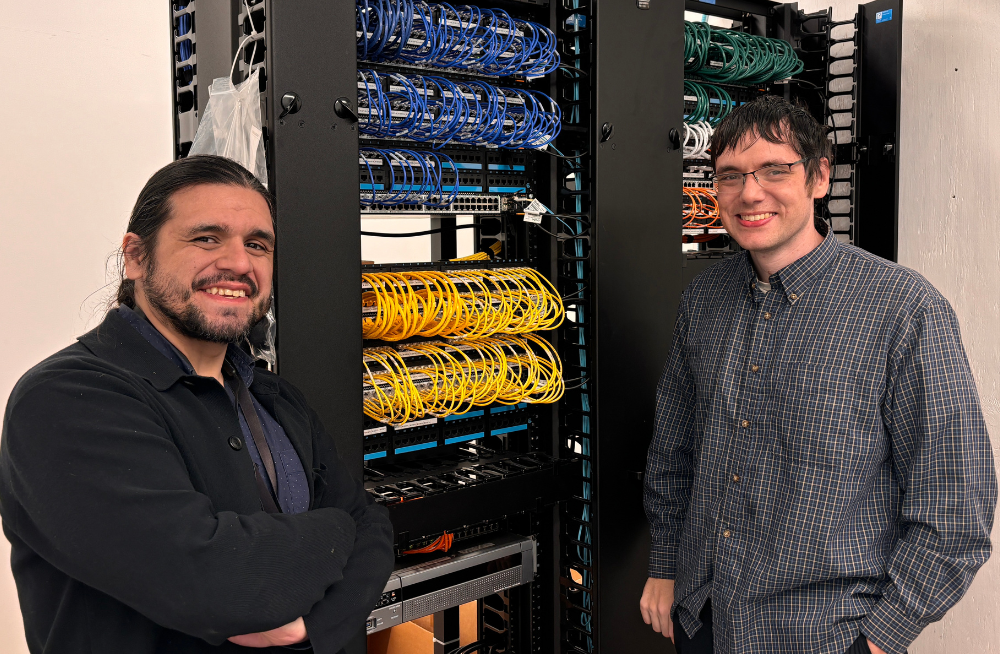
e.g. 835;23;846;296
861;599;925;654
648;540;678;580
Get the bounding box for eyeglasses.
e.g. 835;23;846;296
712;158;814;194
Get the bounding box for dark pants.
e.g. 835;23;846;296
672;600;714;654
671;601;874;654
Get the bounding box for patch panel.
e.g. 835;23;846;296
356;69;561;149
357;144;534;216
358;147;534;205
358;399;539;464
363;422;389;461
356;1;559;76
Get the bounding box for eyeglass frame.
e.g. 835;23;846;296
711;157;816;193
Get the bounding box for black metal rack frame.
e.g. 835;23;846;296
169;1;900;652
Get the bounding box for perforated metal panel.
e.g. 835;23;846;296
402;566;524;622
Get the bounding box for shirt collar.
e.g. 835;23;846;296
117;305;255;387
743;231;840;306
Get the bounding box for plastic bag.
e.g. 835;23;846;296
247;305;277;370
188;68;268;187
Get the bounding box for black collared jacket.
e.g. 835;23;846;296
0;310;394;654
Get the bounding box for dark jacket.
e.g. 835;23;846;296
0;310;394;654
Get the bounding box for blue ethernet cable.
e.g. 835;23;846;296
357;70;561;150
356;0;560;77
175;5;193;84
359;148;459;207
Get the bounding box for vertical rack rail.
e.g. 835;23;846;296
554;3;596;653
171;2;197;158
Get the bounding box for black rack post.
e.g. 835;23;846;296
264;0;363;469
591;1;685;652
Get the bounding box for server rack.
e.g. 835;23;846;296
169;1;901;652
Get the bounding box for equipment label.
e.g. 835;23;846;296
876;9;892;23
523;199;551;224
396;417;438;430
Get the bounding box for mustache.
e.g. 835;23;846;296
192;274;260;299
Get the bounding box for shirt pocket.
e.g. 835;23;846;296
772;363;861;471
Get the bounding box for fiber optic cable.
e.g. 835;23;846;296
363;266;564;340
362;333;564;425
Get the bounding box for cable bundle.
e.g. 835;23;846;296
363;267;564;341
360;148;459;207
403;532;454;554
452;241;503;262
684;80;734;127
684;21;804;84
683;187;721;228
358;69;561;149
683;121;713;159
356;0;560;77
363;333;565;425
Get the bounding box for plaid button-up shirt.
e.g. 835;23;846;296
644;233;996;654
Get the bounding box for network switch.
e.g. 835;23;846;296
366;535;537;634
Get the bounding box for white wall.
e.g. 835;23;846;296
796;0;1000;651
0;3;173;652
3;2;998;653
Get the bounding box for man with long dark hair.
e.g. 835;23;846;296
639;97;995;654
0;155;394;653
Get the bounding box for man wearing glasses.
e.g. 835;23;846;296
639;96;995;654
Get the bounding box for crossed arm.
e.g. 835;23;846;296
1;368;392;653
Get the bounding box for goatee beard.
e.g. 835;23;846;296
142;258;270;344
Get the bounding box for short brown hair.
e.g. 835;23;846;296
711;95;833;186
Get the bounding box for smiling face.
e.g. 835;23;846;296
125;183;275;344
715;132;830;259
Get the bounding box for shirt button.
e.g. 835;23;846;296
763;312;773;320
723;529;732;539
228;436;243;451
750;364;760;373
789;293;798;301
732;473;741;483
741;419;750;428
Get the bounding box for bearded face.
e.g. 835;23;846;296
142;257;271;343
126;183;275;345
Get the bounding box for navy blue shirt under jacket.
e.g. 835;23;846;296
119;305;309;515
0;308;395;653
